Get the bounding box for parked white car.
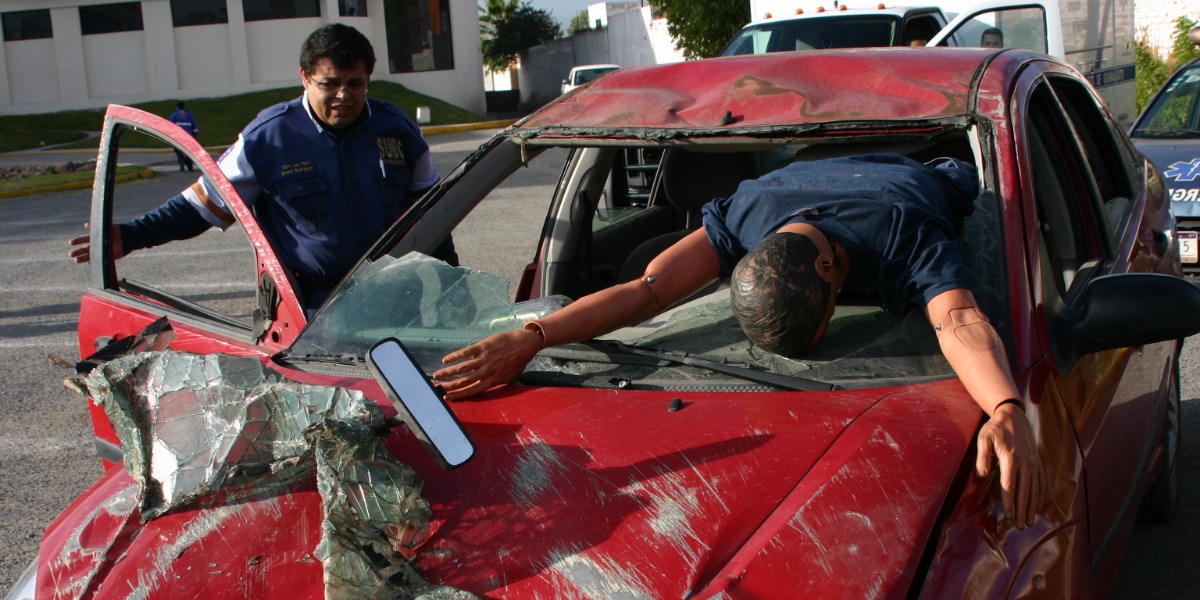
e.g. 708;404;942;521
561;63;619;94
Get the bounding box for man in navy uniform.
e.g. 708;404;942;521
70;24;451;313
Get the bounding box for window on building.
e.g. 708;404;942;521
80;2;144;35
243;0;320;22
172;0;229;26
339;0;368;17
2;8;52;41
3;9;52;41
383;0;454;73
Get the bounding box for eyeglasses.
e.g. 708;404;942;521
308;76;368;95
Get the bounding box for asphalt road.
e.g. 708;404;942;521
1;128;1199;596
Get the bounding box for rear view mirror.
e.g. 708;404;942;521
367;338;475;469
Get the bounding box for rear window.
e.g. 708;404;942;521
573;67;618;85
721;16;900;55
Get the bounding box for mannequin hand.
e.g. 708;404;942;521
975;403;1045;529
434;329;542;400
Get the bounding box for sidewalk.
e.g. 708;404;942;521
0;118;518;200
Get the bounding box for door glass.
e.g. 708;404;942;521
109;128;258;327
939;7;1047;53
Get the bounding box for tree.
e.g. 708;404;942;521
1137;16;1200;112
569;10;591;35
648;0;749;59
480;0;561;72
1135;37;1168;112
1167;16;1199;72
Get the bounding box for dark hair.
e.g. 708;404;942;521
176;101;185;109
300;23;375;76
981;27;1003;43
730;232;832;357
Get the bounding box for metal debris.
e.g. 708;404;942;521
68;320;478;599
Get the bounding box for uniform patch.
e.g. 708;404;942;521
280;161;316;177
377;137;408;167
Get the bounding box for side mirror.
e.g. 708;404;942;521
1053;273;1200;366
367;338;475;469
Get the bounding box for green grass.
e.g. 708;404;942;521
0;165;147;196
0;81;486;153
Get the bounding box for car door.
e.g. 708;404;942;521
1016;68;1175;571
928;0;1060;57
79;105;306;466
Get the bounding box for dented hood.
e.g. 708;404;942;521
41;373;982;598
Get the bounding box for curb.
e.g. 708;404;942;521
420;118;517;135
2;118;518;160
0;119;517;199
0;166;154;200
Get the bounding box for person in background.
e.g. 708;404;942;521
980;27;1004;49
168;102;199;172
70;24;451;315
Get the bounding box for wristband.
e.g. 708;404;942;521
992;398;1024;414
523;321;546;349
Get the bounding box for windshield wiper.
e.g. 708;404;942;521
279;351;365;366
580;340;838;392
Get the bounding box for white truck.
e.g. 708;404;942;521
721;0;1136;123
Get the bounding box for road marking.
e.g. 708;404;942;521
0;247;246;264
0;281;249;293
0;337;76;349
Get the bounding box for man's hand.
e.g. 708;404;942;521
975;402;1045;529
68;223;123;264
434;329;543;401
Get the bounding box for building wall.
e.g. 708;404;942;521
517;4;682;109
0;0;484;115
1135;0;1196;60
608;7;683;67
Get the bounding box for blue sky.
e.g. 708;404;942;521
527;0;596;29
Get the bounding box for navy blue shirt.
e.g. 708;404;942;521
701;154;979;313
229;96;433;279
120;95;440;312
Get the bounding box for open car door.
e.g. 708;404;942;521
928;0;1062;58
78;105;306;466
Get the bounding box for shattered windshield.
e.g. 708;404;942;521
289;136;1008;392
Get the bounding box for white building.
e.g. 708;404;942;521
0;0;485;116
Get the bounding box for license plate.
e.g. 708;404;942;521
1181;231;1198;263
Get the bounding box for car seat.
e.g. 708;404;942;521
617;149;758;284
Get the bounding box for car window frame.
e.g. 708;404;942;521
90;105;307;350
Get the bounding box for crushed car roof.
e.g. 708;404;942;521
520;48;994;133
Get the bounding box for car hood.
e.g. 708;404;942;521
1134;138;1200;215
39;377;982;598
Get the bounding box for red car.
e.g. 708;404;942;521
14;48;1200;599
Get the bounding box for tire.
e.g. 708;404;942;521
1138;362;1182;524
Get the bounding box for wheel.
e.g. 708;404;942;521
1138;362;1182;524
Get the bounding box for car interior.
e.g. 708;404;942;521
531;131;1000;314
304;125;1019;386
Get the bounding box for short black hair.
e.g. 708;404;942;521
730;232;832;358
300;23;375;76
981;27;1003;43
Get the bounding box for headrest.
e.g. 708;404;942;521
659;149;758;211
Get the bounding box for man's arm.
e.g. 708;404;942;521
434;228;722;400
68;134;259;263
68;194;213;263
925;288;1045;529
